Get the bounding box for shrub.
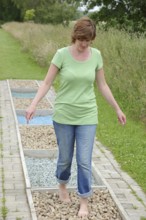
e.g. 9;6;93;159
24;9;35;22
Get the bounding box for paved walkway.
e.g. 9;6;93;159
0;80;146;220
0;81;32;220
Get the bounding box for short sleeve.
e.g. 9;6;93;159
96;51;103;71
51;49;63;69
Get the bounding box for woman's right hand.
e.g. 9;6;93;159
25;104;36;124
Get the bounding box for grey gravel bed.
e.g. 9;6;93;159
19;125;57;149
32;189;122;220
25;157;97;188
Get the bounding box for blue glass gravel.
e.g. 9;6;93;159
17;115;53;125
12;91;36;98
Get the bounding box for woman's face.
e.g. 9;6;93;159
75;39;92;52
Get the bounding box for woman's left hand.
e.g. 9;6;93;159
116;109;126;125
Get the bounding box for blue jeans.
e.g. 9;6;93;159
53;121;97;198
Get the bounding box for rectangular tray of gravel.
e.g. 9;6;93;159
11;90;37;98
16;110;53;125
30;188;124;220
19;125;57;149
8;79;38;89
24;154;105;189
13;97;53;109
17;115;53;125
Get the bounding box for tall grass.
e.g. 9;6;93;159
2;22;146;122
2;22;71;67
94;28;146;122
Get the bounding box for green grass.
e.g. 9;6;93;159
0;29;47;80
95;87;146;192
0;22;146;195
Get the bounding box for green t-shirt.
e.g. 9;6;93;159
51;46;103;125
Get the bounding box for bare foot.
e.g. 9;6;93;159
59;184;71;203
78;198;89;218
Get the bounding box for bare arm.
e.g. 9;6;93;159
26;63;59;122
96;68;126;125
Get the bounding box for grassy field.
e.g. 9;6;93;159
0;29;47;79
0;22;146;194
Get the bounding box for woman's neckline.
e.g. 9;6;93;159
67;46;92;63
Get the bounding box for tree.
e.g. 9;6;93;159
24;9;35;22
0;0;79;24
35;0;78;25
0;0;21;22
11;0;40;19
11;0;79;24
83;0;146;32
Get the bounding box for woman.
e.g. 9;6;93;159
26;17;126;218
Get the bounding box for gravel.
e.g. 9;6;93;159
12;91;37;98
17;115;53;125
13;97;52;109
25;157;97;188
19;125;57;149
32;189;122;220
9;79;38;89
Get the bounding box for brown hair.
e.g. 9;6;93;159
71;17;96;43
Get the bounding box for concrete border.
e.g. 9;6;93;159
26;189;38;220
7;80;31;189
24;149;58;158
11;87;38;93
31;185;107;193
16;109;54;116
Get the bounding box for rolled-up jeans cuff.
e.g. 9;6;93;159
56;176;70;185
77;189;93;198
